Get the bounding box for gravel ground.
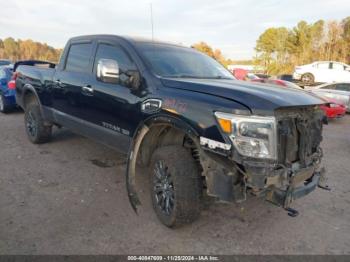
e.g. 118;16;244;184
0;111;349;255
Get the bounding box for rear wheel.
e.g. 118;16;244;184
0;94;11;113
24;104;52;144
149;145;201;227
301;73;314;85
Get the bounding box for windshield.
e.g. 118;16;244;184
135;43;235;79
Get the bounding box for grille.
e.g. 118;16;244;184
277;107;323;167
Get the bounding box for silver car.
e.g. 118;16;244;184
310;82;350;112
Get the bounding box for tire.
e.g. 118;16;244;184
24;104;52;144
301;73;314;85
149;145;201;227
0;94;11;113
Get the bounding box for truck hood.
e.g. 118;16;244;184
161;78;324;114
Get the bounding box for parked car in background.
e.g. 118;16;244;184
251;78;303;90
0;60;55;114
232;68;248;80
309;82;350;112
0;59;12;66
319;98;346;119
255;73;270;79
277;74;295;82
0;65;16;113
246;73;260;80
293;61;350;85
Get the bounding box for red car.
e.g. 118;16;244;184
319;98;346;119
232;68;248;80
251;78;303;89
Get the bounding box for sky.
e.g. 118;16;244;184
0;0;349;60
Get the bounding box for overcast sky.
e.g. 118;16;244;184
1;0;349;60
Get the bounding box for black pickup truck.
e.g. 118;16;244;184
16;35;328;227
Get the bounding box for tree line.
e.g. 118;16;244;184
2;17;349;74
255;17;350;75
0;37;62;63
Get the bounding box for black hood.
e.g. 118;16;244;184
161;78;324;114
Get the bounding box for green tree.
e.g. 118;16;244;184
0;37;61;62
255;17;349;75
191;42;230;67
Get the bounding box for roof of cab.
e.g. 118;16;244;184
68;34;186;48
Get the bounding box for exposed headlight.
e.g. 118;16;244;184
329;103;338;108
215;112;277;159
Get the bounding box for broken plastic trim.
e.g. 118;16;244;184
126;125;149;213
125;115;200;213
200;137;231;151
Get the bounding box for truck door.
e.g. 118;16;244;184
74;41;140;153
52;41;94;118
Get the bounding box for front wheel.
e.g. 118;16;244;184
24;104;52;144
149;145;202;228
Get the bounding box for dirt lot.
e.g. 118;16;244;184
0;111;349;255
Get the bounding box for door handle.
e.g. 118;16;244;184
82;85;94;95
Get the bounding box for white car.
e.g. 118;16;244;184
309;82;350;112
293;61;350;85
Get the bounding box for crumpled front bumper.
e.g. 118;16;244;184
265;169;324;208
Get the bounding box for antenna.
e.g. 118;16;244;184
150;3;154;41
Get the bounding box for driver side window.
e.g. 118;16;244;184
93;43;135;74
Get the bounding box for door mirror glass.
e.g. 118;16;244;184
97;59;119;84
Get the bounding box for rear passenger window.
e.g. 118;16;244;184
65;43;93;72
331;63;344;70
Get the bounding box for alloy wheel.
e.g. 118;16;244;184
153;160;175;215
26;111;37;138
0;95;4;111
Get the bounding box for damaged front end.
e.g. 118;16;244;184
201;106;328;211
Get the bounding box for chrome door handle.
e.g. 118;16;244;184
82;86;94;94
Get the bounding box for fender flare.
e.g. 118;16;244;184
125;114;200;213
21;83;42;109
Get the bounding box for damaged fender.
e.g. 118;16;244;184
125;115;200;212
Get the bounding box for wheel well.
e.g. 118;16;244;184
23;90;39;110
138;124;200;167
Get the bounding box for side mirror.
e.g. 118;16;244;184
97;59;119;84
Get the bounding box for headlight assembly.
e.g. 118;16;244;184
215;112;277;159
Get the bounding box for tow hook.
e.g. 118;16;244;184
285;207;299;217
317;167;331;191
